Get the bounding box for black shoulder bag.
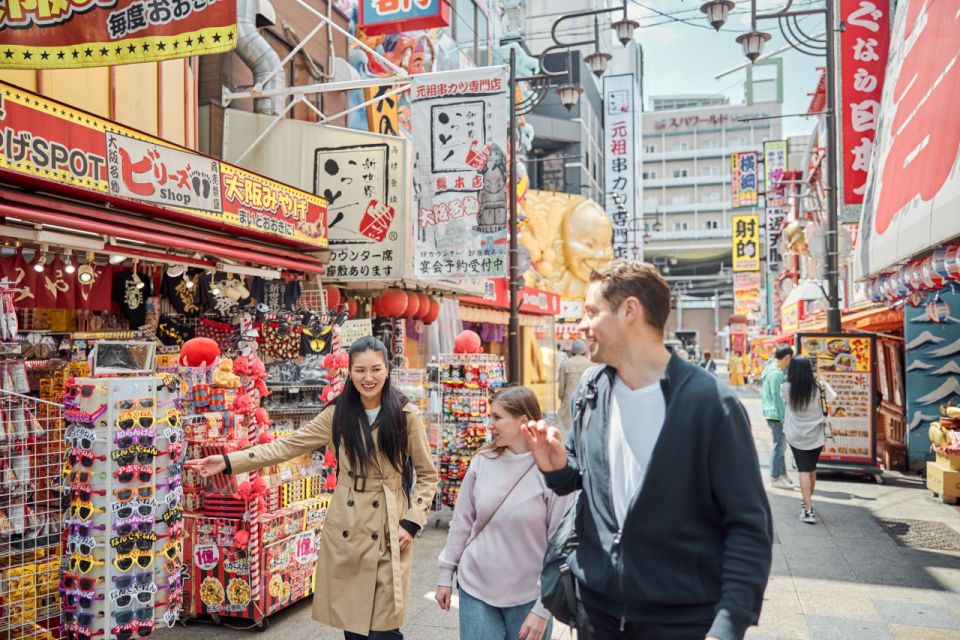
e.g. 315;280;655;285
539;367;605;626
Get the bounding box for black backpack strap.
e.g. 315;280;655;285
571;366;610;468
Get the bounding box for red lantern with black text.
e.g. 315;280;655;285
378;288;408;317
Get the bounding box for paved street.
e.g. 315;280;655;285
160;388;960;639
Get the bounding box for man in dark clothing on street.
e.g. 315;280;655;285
525;260;773;640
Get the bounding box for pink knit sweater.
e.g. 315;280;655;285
437;449;573;618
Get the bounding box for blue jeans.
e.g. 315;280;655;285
459;587;553;640
767;419;786;480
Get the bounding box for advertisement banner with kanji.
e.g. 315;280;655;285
0;0;236;69
798;333;877;467
765;206;786;272
763;140;787;207
603;73;641;261
732;214;760;272
220;109;408;279
734;271;762;320
731;151;759;208
840;0;889;205
853;0;955;279
0;82;327;247
412;66;509;280
359;0;450;36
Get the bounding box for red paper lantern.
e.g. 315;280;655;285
416;292;431;319
346;297;358;318
404;292;422;318
324;285;341;309
422;296;441;324
372;295;384;317
378;288;408;317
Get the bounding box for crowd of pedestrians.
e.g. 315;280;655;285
186;259;782;640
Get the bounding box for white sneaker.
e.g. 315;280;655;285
800;508;817;524
772;477;795;490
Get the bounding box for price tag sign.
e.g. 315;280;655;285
194;544;219;571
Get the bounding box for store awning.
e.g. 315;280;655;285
0;81;328;273
843;304;904;332
460;278;561;316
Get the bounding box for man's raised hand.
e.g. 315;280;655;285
522;420;568;473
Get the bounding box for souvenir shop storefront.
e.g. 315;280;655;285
0;83;350;638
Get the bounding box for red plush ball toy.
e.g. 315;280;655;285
454;330;483;354
179;337;220;367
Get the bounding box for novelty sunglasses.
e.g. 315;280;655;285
63;588;105;610
113;517;154;538
113;549;154;572
68;500;106;520
68;448;108;468
116;411;155;430
68;552;106;574
115;499;157;520
67;519;107;538
112;571;154;591
65;536;97;556
115;464;153;484
115;428;156;449
114;485;154;503
65;404;108;424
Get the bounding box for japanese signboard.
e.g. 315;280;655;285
0;82;327;247
730;152;759;208
798;333;877;467
339;319;374;350
840;0;889;205
412;66;509;280
603;74;642;261
763;140;787;207
460;278;561;316
854;0;956;279
734;271;762;320
732;214;760;272
364;84;401;137
0;0;236;69
220;110;409;279
358;0;450;36
765;206;786;272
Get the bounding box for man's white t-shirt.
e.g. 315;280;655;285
608;376;667;528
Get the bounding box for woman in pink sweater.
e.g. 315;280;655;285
435;386;572;640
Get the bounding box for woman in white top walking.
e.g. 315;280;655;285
435;386;571;640
781;355;836;525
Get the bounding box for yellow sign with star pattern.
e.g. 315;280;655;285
0;0;236;70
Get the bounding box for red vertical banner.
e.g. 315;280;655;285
839;0;890;204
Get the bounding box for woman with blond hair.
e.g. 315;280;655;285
435;386;572;640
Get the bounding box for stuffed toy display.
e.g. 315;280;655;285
178;337;220;367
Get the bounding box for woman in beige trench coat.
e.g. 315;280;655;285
186;337;438;639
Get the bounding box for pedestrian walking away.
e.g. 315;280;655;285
728;350;745;389
781;354;836;525
523;260;773;640
698;351;717;375
435;386;571;640
556;340;593;433
185;336;439;639
761;345;795;489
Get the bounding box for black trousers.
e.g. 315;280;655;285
343;630;402;640
577;603;712;640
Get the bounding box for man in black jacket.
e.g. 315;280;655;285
525;260;773;640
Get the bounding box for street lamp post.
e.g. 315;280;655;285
505;0;637;383
704;0;841;333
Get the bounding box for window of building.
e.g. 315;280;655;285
644;197;658;208
672;141;688;151
642;171;657;179
453;0;487;66
671;194;689;205
705;190;721;202
700;165;720;176
672;168;689;178
704;220;720;230
673;221;690;231
645;144;656;153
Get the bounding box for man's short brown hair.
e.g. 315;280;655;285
589;260;671;332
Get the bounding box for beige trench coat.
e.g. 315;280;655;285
227;402;438;635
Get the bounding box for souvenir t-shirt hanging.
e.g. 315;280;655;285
76;263;114;311
198;273;250;316
250;276;301;311
112;270;153;329
157;315;195;346
160;268;202;315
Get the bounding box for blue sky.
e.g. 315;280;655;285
627;0;826;136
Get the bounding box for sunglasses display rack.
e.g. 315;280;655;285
434;354;506;509
62;376;186;640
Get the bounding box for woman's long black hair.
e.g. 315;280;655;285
787;354;817;412
330;336;410;478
